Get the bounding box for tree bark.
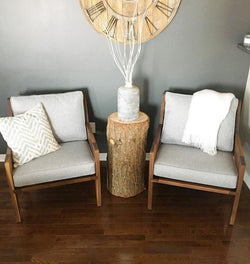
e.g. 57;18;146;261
107;112;149;197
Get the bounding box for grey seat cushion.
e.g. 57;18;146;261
161;92;238;151
10;91;87;142
154;144;238;189
13;141;95;187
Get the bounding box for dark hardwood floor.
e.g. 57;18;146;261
0;163;249;264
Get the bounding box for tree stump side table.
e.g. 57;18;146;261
107;112;149;197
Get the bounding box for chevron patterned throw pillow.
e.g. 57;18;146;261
0;103;61;167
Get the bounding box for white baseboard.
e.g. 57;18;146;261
99;152;150;161
99;153;107;161
0;154;5;162
244;172;250;190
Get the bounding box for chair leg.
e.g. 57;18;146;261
148;159;154;210
95;178;101;207
229;193;240;225
229;175;244;225
4;162;22;222
95;163;102;207
148;179;153;210
229;185;243;225
10;190;21;223
229;197;237;225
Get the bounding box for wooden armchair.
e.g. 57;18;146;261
148;91;245;225
4;91;101;222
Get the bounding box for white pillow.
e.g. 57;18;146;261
0;103;61;167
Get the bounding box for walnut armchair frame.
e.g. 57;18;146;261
4;92;101;223
148;93;246;225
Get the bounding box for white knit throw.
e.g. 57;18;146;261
182;89;234;155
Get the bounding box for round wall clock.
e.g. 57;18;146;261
79;0;182;43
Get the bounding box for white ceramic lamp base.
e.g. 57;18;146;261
118;85;139;121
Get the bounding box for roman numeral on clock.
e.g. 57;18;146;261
145;16;158;36
156;1;174;18
86;1;106;21
104;16;118;38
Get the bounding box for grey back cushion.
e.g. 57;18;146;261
161;92;238;152
10;91;87;142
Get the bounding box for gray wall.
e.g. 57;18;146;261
0;0;250;153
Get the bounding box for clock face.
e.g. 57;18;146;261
80;0;182;43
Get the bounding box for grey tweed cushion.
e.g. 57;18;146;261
10;91;87;142
13;141;95;187
154;144;238;189
161;92;238;152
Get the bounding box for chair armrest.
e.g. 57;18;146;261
4;147;15;190
149;124;163;163
86;122;99;161
233;133;246;176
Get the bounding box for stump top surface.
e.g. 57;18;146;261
108;112;149;124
